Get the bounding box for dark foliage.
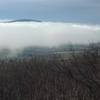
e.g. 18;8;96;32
0;43;100;100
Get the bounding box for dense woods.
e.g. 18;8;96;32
0;43;100;100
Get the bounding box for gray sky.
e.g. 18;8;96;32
0;0;100;24
0;0;100;49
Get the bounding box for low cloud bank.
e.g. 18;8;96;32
0;21;100;49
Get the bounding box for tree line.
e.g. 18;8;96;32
0;43;100;100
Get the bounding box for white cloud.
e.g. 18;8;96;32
0;21;100;49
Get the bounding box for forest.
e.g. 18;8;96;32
0;43;100;100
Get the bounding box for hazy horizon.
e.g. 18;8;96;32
0;0;100;49
0;20;100;49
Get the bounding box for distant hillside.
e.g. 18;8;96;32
3;19;42;23
0;44;91;59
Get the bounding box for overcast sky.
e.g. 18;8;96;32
0;0;100;49
0;0;100;24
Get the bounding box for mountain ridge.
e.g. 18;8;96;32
3;19;42;23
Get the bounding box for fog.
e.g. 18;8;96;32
0;21;100;49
